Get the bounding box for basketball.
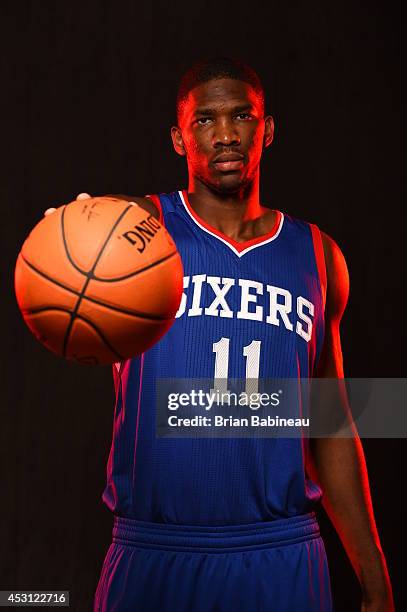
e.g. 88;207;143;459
14;196;184;364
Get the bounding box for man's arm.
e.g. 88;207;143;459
104;194;161;221
307;231;394;612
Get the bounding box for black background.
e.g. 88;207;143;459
1;1;403;610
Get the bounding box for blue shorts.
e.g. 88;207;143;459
94;512;333;611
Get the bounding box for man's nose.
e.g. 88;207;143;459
212;119;241;147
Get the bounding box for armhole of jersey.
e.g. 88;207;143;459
113;361;123;378
112;362;120;388
310;224;327;312
145;194;164;225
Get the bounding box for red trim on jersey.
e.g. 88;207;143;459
145;194;164;225
310;224;327;310
134;353;144;471
182;190;282;253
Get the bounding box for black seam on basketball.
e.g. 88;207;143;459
24;306;73;315
62;205;134;357
82;296;170;320
60;205;87;276
26;307;124;360
21;255;82;297
73;313;125;360
20;254;172;321
60;201;132;277
23;304;172;322
90;250;179;282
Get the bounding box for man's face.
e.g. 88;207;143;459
172;78;273;194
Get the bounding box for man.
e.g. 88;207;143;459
89;57;393;611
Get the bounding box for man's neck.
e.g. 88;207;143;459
186;176;268;241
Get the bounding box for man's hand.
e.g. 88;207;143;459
361;597;394;612
360;555;395;611
43;192;161;221
361;592;394;611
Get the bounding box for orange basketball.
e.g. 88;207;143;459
14;196;184;364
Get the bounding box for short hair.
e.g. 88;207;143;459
176;56;265;123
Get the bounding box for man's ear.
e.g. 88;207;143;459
171;126;186;157
263;115;274;148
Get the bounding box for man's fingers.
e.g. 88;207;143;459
76;192;91;200
44;192;91;216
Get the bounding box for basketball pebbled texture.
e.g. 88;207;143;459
15;197;184;364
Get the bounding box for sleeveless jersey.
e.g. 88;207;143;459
102;190;327;525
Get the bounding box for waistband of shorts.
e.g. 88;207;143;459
112;512;321;553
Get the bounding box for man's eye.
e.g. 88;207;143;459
236;113;252;120
197;117;212;126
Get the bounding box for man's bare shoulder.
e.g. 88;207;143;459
320;231;348;277
320;230;350;320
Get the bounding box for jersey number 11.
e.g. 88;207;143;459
211;337;261;397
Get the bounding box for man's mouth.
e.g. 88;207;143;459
212;153;245;172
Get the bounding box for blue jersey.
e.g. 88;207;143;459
102;190;327;525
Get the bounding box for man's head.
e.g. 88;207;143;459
171;57;274;195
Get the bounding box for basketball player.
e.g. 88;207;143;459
64;58;393;611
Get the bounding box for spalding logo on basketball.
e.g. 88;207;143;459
14;197;184;364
